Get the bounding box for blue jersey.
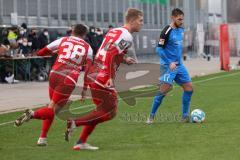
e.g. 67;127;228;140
156;25;184;65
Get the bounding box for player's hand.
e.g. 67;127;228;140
80;89;87;102
169;62;177;71
125;57;137;65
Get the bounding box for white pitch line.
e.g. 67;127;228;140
0;71;239;126
193;72;240;84
0;120;15;126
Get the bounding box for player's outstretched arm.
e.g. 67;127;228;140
37;37;64;56
37;47;53;56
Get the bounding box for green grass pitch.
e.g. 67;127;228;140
0;70;240;160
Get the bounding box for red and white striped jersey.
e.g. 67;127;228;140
90;27;133;87
44;36;93;76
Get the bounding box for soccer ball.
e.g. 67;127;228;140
190;109;205;123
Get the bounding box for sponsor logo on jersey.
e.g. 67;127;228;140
118;39;130;50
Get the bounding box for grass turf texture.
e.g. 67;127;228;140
0;70;240;160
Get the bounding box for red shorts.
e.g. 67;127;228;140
62;82;118;125
89;83;118;113
48;71;78;107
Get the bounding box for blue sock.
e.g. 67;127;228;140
182;90;193;118
150;92;165;118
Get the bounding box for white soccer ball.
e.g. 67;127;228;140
190;109;205;123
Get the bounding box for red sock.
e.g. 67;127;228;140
33;107;54;120
40;117;54;138
79;125;97;143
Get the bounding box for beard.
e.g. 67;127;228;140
174;22;182;28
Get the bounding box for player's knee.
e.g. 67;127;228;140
166;86;173;94
158;85;172;95
182;82;193;91
48;101;56;112
54;106;62;114
184;87;193;93
48;101;62;114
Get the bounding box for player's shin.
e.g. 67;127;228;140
40;117;54;138
182;90;193;119
78;124;97;144
150;91;165;118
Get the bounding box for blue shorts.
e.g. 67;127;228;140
159;64;191;85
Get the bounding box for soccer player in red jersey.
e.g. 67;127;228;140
65;8;144;150
14;24;93;146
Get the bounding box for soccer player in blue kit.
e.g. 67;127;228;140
147;8;193;124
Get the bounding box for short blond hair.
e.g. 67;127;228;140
125;8;143;23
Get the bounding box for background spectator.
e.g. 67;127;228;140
104;25;114;35
0;38;10;57
28;28;40;52
86;26;99;56
18;37;30;56
38;29;50;49
7;26;19;49
95;27;104;51
66;26;73;37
